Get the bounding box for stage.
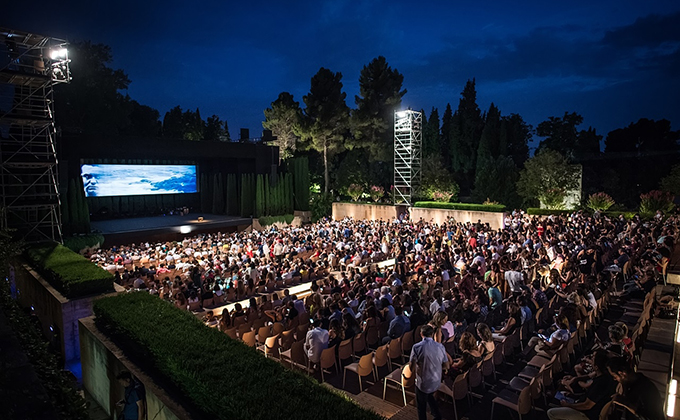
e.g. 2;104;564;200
91;214;253;246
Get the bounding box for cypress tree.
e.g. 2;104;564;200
255;174;264;217
264;174;270;216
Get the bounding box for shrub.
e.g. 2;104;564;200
640;190;675;215
258;214;294;227
93;293;381;420
347;184;364;202
526;208;574;216
541;188;567;210
369;185;384;202
310;193;333;222
63;233;105;254
602;211;637;220
586;192;615;212
413;202;506;212
431;190;454;202
26;243;114;298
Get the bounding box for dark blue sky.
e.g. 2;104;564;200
4;1;680;144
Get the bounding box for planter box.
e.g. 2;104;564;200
79;317;195;420
332;202;409;221
11;260;122;365
409;207;507;230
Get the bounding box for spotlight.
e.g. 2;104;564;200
50;48;67;60
396;111;407;119
179;225;192;234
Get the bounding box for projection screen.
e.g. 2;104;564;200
80;164;198;197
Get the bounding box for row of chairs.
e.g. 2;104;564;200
488;285;613;420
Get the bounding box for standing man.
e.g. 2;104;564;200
409;324;450;420
116;371;145;420
505;260;524;296
304;319;329;367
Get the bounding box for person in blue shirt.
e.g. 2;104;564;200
410;324;450;420
116;371;144;420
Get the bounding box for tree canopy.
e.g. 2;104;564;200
262;92;303;159
516;149;581;208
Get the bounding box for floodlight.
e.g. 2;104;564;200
179;225;192;234
50;48;67;60
396;111;407;119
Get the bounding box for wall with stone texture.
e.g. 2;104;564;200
408;207;507;230
79;317;191;420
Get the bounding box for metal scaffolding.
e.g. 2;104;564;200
393;110;422;205
0;27;71;242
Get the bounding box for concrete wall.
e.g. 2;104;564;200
332;202;409;221
409;207;507;230
11;261;120;365
79;317;193;420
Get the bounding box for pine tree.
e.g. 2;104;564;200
450;79;483;192
297;68;350;194
476;103;501;162
440;104;453;171
262;92;302;159
423;107;440;158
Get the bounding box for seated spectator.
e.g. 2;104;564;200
524;315;570;358
476;323;495;357
383;306;411;344
607;357;665;420
548;349;616;420
449;332;482;375
492;302;521;341
304;319;329;365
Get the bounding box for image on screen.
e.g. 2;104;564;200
80;164;198;197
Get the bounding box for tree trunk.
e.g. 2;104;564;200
323;143;329;194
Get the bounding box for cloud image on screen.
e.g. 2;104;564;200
80;164;197;197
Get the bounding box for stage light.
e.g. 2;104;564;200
50;48;67;60
179;225;192;234
396;111;407;119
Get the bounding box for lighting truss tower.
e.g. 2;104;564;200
0;28;71;242
393;110;422;205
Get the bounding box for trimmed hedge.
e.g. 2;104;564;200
414;201;506;212
63;233;105;254
0;278;88;419
93;293;381;420
26;243;114;298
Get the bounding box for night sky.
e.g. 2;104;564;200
4;1;680;145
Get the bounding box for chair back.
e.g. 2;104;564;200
453;371;469;401
357;353;374;377
401;330;414;354
272;322;285;336
414;325;423;343
338;339;353;362
353;331;367;355
222;326;236;339
517;382;532;415
280;329;295;352
599;400;614;420
252;318;266;331
402;363;415;388
241;330;257;347
264;334;280;356
257;325;271;342
290;340;307;368
388;336;403;360
366;325;380;348
238;323;252;336
203;298;214;308
492;341;504;366
374;344;389;369
296;324;308;341
481;353;494;377
320;345;337;370
468;361;483;389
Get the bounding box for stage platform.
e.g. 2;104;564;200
91;214;253;246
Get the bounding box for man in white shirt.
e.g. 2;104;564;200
304;319;329;364
505;260;524;295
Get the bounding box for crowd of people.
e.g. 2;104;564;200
94;209;676;420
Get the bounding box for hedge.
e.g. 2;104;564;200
258;214;295;227
413;201;506;212
0;278;88;419
26;243;114;298
63;233;105;254
93;293;381;420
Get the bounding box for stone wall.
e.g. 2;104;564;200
79;317;194;420
332;202;409;221
12;261;119;365
409;207;506;230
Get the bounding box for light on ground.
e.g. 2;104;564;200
179;225;192;234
